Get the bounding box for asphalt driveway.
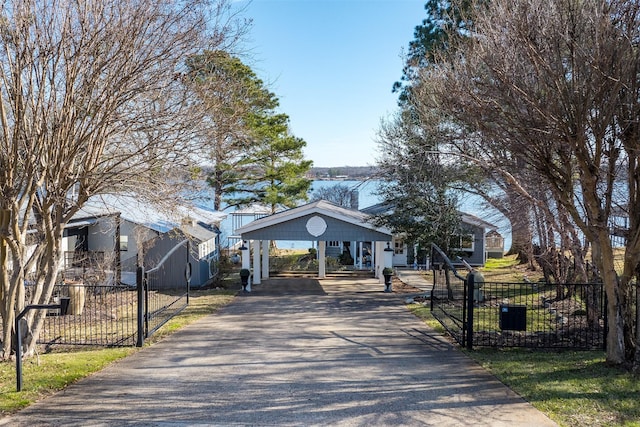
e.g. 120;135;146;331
0;277;557;426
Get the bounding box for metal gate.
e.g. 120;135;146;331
429;244;606;350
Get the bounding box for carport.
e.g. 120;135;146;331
233;200;394;287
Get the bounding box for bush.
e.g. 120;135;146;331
338;251;354;265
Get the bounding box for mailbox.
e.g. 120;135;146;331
499;304;526;331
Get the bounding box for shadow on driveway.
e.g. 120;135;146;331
1;277;557;427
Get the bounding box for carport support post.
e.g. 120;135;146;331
262;240;269;279
375;241;385;283
252;240;261;286
384;242;393;269
318;240;326;279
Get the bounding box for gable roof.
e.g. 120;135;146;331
234;199;393;241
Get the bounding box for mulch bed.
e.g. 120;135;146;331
391;277;426;294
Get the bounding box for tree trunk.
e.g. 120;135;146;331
505;207;533;264
593;237;626;365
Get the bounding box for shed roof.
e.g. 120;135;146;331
71;194;227;234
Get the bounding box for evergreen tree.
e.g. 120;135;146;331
186;51;312;212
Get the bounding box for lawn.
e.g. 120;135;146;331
409;301;640;426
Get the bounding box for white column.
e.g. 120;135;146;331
358;241;363;269
374;241;384;282
318;240;326;279
252;240;261;285
350;241;357;268
384;242;394;268
262;240;270;279
371;242;376;273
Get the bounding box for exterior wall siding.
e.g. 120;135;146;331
241;214;392;242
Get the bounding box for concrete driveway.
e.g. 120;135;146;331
0;277;557;426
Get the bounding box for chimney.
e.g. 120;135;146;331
350;190;359;210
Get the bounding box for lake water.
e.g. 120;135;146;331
213;179;511;251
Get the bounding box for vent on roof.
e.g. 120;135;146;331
181;217;196;227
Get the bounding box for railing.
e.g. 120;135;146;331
21;241;192;349
469;279;605;349
429;266;467;345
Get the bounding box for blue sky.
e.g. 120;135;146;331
233;0;426;167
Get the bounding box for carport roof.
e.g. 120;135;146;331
234;200;393;241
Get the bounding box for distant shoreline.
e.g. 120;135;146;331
309;165;378;180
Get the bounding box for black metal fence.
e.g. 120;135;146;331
26;283;139;347
21;240;191;349
137;239;191;343
430;268;606;350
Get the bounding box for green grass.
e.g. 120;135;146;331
469;349;640;427
0;288;236;416
407;302;640;427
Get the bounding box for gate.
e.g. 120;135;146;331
137;239;192;346
429;244;606;350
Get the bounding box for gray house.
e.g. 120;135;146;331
360;203;499;267
63;194;226;287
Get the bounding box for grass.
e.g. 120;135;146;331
469;348;640;427
407;254;640;427
0;288;236;416
407;302;640;426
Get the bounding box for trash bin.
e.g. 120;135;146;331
499;304;526;331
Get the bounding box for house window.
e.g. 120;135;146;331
450;233;474;252
328;241;340;247
119;235;128;251
394;240;404;255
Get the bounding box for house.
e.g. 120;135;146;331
63;194;227;287
359;203;499;267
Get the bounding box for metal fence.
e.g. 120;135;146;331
20;240;192;349
430;268;606;350
26;283;139;347
138;240;191;343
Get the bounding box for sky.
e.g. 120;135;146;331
232;0;426;167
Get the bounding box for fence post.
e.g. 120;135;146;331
136;266;144;347
465;272;475;350
186;241;191;305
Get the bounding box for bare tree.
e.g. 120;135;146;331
0;0;245;358
421;0;640;366
310;183;359;209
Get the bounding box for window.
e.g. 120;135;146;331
394;240;404;255
450;233;474;252
119;235;128;251
328;241;341;248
